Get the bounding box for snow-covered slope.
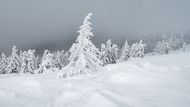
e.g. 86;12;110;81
0;48;190;107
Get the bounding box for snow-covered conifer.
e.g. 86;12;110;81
168;33;183;50
0;53;8;74
62;51;70;67
119;40;130;61
130;43;138;57
100;43;108;65
112;44;119;62
38;50;55;73
36;55;41;68
104;39;115;64
6;46;21;73
53;51;62;69
27;50;38;73
154;40;170;54
53;50;69;69
182;42;186;52
161;40;170;54
138;40;146;57
130;40;146;58
20;49;37;74
65;13;102;76
20;51;28;73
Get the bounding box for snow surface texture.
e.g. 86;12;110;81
0;47;190;107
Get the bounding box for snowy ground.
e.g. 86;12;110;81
0;48;190;107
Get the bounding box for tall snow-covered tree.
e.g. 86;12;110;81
119;40;130;61
130;40;146;58
38;50;55;73
6;46;21;73
0;53;8;74
65;13;102;76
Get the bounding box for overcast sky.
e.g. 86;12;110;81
0;0;190;54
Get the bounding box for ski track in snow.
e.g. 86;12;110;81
0;48;190;107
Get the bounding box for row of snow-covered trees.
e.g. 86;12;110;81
0;46;70;74
128;32;189;53
0;38;176;74
99;39;146;65
0;12;188;76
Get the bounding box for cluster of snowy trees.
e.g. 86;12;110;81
130;32;189;53
152;33;187;54
0;46;70;74
99;39;146;65
0;13;188;77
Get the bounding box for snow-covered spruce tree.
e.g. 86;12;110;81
38;50;55;73
53;51;62;69
130;43;137;57
27;49;38;73
162;40;170;54
119;40;130;61
105;39;114;64
112;44;119;62
0;53;8;74
130;40;146;58
168;33;183;50
154;40;170;54
138;40;146;57
182;42;186;52
64;13;102;76
36;55;41;68
6;46;21;73
20;51;28;73
161;40;170;54
99;43;108;65
154;41;162;54
53;50;70;69
62;51;70;66
20;50;38;74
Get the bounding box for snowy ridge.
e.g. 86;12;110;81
0;48;190;107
